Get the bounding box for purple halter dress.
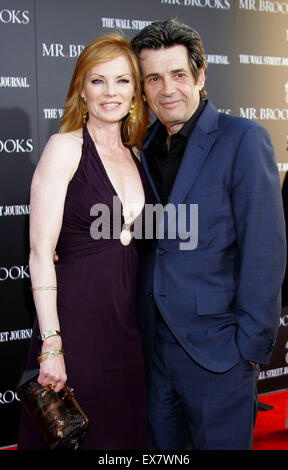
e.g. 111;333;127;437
18;125;152;450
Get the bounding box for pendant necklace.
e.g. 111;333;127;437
120;221;132;246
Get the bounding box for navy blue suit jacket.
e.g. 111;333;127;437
136;100;286;378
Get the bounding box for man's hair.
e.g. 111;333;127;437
131;19;207;99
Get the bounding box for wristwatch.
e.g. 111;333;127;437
38;330;61;342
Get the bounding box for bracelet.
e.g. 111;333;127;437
38;330;61;343
37;348;64;364
31;286;57;291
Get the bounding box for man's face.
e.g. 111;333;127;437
140;45;205;133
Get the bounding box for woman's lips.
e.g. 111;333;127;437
101;102;122;110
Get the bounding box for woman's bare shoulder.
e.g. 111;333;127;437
34;129;83;181
41;129;82;163
46;128;83;150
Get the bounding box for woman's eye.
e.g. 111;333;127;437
92;79;102;84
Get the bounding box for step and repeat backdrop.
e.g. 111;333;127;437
1;0;288;447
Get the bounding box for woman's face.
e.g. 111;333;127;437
82;54;135;125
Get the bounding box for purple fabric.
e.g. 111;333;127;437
18;125;152;450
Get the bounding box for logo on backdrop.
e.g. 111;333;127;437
0;390;20;405
239;0;288;14
259;366;288;380
0;139;33;153
240;85;288;123
0;77;30;88
279;312;288;327
218;108;232;114
0;205;30;216
239;104;288;172
43;108;64;120
42;43;84;58
239;54;288;66
0;9;29;24
0;329;32;343
206;54;230;65
101;18;152;30
0;265;29;281
259;310;288;380
239;107;288;121
160;0;231;8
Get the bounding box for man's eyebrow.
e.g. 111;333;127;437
145;68;187;79
171;68;187;74
145;72;160;79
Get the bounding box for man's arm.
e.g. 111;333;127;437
231;123;286;364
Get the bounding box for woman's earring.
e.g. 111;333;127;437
128;98;136;124
81;97;88;125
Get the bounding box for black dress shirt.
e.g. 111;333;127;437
146;99;207;206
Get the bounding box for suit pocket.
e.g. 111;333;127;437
196;290;236;316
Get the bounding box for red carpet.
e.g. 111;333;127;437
1;391;288;451
252;390;288;450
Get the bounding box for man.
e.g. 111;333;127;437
131;20;286;450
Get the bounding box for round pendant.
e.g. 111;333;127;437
120;229;132;246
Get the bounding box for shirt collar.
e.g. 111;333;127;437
153;99;207;144
177;99;207;139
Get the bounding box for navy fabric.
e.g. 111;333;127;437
137;101;286;377
148;318;259;450
136;100;286;450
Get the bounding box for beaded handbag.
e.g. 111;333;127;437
17;369;89;450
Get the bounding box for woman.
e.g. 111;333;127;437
18;33;151;450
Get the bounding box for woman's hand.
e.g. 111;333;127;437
38;336;67;392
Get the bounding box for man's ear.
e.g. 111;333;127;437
142;92;147;103
197;67;206;90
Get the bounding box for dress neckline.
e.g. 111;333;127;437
83;125;145;226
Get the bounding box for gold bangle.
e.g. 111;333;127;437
39;330;61;343
31;286;57;291
37;348;64;364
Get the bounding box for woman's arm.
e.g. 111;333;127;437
29;132;80;392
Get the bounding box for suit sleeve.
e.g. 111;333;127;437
231;123;286;364
281;172;288;306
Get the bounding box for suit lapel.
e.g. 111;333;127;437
168;126;217;208
141;122;162;203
